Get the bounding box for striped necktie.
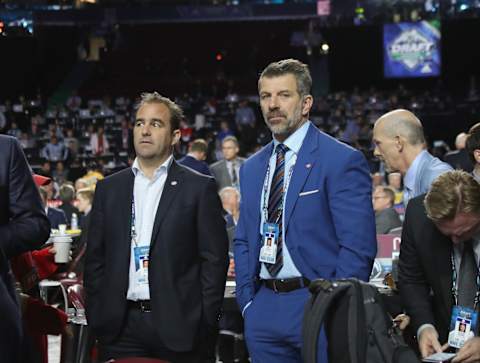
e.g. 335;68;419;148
266;143;289;276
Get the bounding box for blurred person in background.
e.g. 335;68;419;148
58;183;80;226
178;138;212;176
210;136;245;191
445;132;473;172
372;186;402;234
90;126;110;156
39;187;67;230
465;123;480;182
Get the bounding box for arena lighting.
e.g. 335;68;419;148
215;53;223;61
320;43;329;54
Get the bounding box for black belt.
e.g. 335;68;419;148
262;277;310;293
127;300;152;312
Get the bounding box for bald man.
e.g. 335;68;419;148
372;109;452;205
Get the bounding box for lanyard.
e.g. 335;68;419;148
262;154;295;224
131;196;137;246
450;252;480;308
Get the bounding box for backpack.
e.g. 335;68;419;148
302;278;420;363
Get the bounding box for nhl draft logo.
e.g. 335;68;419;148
388;28;435;71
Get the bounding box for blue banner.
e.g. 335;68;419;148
383;21;441;78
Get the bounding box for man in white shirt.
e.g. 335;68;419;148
85;92;228;362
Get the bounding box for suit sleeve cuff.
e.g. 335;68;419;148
241;300;252;317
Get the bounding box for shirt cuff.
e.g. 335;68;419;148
417;323;436;340
241;300;252;317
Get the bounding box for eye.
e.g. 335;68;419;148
152;121;162;128
134;120;143;127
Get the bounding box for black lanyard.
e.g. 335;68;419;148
450;251;480;308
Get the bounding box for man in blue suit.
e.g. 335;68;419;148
233;59;377;363
372;109;452;206
178;138;212;176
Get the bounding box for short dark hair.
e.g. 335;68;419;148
259;58;312;97
59;184;75;203
135;91;184;132
466;122;480;164
190;139;208;154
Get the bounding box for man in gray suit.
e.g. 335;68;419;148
372;186;402;234
372;109;452;205
210;136;245;191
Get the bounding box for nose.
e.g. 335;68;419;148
141;123;151;136
373;146;380;158
268;95;279;110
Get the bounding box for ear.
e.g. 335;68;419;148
395;135;405;152
474;149;480;164
171;129;181;146
302;95;314;116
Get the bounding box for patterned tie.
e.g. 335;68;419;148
458;241;477;309
266;143;289;276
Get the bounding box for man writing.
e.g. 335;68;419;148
85;92;228;362
399;170;480;362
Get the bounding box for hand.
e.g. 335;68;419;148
418;326;445;358
227;258;235;278
393;314;410;331
452;337;480;362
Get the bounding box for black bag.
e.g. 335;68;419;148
302;278;420;363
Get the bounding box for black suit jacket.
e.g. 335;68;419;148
398;194;454;342
0;135;50;362
85;160;229;351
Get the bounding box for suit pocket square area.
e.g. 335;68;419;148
299;189;320;197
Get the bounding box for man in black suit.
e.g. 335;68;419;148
399;170;480;362
85;92;229;362
0;135;50;362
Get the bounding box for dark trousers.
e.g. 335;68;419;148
99;305;201;363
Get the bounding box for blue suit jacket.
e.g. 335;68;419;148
234;124;377;311
178;155;212;176
48;207;68;230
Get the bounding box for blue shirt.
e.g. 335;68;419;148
403;150;427;205
259;121;310;279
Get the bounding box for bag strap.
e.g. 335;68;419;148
302;279;352;363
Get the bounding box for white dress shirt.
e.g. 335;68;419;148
127;156;172;301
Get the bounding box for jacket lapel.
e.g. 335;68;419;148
121;171;135;258
437;232;454;318
150;160;184;248
284;125;318;231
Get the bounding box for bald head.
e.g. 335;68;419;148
374;109;425;146
373;109;426;174
455;132;467;150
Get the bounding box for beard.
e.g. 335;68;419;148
263;104;304;138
